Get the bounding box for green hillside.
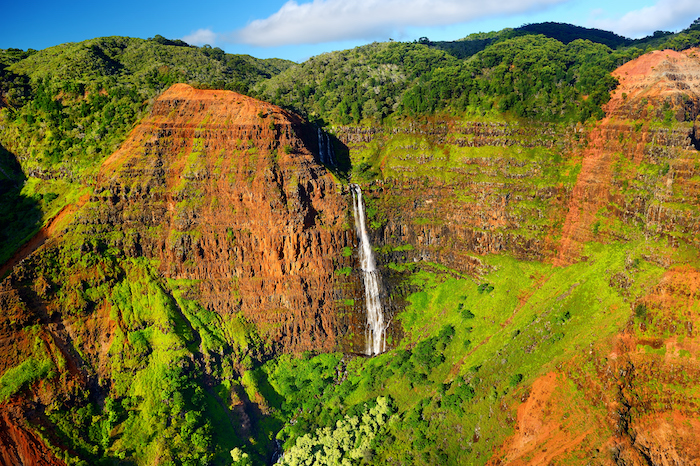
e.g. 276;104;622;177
1;19;700;466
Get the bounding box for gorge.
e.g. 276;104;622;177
1;22;700;466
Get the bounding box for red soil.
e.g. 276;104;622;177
555;49;700;266
0;402;65;466
606;48;700;120
553;120;615;266
0;195;87;279
487;372;603;466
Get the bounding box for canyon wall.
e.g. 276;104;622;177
2;48;700;464
81;83;353;353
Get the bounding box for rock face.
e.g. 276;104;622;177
606;48;700;122
484;51;700;464
0;402;65;466
334;118;574;270
83;83;353;352
330;51;700;271
556;49;700;265
0;84;365;462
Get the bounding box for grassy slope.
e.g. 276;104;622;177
240;241;671;464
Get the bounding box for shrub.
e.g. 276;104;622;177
412;338;445;371
477;283;494;294
635;303;648;318
509;373;524;387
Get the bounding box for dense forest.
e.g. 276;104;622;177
256;18;700;125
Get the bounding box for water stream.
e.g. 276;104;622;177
317;127;336;166
350;184;386;355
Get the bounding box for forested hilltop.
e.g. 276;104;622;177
256;18;700;125
1;18;700;466
0;35;292;174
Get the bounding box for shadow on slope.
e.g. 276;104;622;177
0;143;42;273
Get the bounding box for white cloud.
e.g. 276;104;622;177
182;28;218;46
589;0;700;38
232;0;566;47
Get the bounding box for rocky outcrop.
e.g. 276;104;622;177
606;48;700;122
556;50;700;265
77;84;355;353
0;402;65;466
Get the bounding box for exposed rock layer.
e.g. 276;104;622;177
606;48;700;121
85;83;354;352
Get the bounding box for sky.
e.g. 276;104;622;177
2;0;700;62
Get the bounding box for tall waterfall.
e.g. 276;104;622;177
317;127;336;166
350;184;386;355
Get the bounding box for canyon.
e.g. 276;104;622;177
0;44;700;465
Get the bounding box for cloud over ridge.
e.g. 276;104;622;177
233;0;565;47
588;0;700;38
183;28;218;46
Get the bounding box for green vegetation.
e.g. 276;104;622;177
255;19;700;126
257;37;628;124
204;242;667;464
279;396;395;465
1;16;700;466
0;357;53;401
1;36;292;178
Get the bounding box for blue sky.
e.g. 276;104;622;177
3;0;699;62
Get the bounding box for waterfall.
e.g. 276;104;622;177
350;184;386;355
317;127;336;166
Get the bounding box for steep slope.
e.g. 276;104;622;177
334;118;575;267
556;48;700;265
0;84;356;464
0;36;294;274
487;49;700;464
90;83;349;351
606;48;700;122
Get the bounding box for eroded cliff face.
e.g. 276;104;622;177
77;83;352;352
606;48;700;122
552;49;700;266
334;119;575;272
486;51;700;465
332;50;700;272
0;402;66;466
554;120;700;265
0;84;362;463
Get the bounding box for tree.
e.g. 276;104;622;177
230;447;252;466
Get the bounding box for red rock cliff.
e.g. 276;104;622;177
84;83;353;352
